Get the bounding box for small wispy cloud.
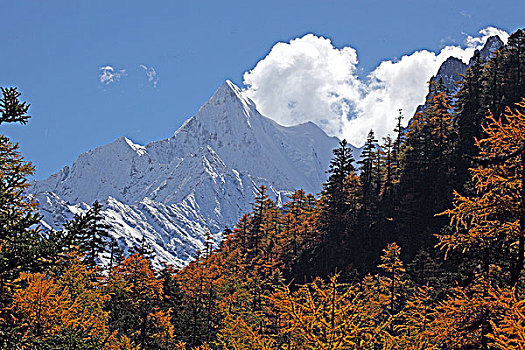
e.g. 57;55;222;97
440;36;456;46
99;65;127;86
460;10;471;18
139;65;159;88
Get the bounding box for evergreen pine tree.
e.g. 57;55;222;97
83;201;111;267
501;29;525;111
393;108;404;178
313;139;358;277
358;130;378;202
248;186;273;259
455;50;487;185
381;135;395;196
0;88;44;280
323;139;356;211
130;233;155;260
108;237;124;269
65;201;111;267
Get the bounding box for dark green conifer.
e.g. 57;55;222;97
323;139;356;206
381;135;395;195
393;109;404;177
0;88;49;279
130;233;155;260
358;130;378;202
314;139;357;277
501;29;525;110
64;201;112;267
455;50;486;185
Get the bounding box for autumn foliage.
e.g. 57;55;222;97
3;27;525;350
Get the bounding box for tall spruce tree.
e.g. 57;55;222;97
248;186;273;259
393;108;404;178
0;88;44;280
314;139;358;277
323;139;356;211
455;50;486;185
65;201;112;267
83;201;111;266
130;233;155;260
502;29;525;112
358;130;378;203
381;135;395;196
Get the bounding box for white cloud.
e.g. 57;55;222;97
243;34;361;138
465;26;509;48
139;64;159;88
242;27;509;147
99;65;126;85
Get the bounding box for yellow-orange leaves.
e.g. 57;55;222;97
268;276;392;349
13;261;109;343
439;100;525;258
488;287;525;350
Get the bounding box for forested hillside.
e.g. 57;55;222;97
1;28;525;349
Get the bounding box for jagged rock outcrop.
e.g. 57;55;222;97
416;35;504;114
471;35;504;64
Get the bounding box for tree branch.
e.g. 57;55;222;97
464;140;525;166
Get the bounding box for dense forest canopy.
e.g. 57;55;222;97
1;28;525;349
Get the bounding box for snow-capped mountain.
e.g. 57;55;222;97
31;81;347;267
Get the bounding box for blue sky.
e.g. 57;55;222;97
0;0;523;179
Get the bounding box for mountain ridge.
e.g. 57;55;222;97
31;80;345;267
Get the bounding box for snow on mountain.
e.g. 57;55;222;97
31;80;345;267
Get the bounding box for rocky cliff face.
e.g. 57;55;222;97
433;57;468;93
416;35;504;114
473;35;504;64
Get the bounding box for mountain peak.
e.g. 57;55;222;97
431;56;467;93
469;36;504;65
436;57;466;76
185;80;257;132
110;136;146;156
479;35;504;61
221;79;242;94
209;80;248;106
